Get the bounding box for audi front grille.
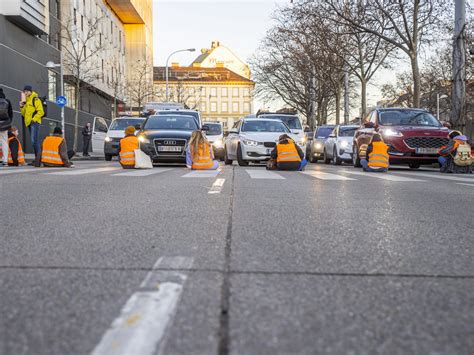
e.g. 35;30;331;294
404;137;449;149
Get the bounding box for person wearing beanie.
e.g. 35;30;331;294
119;126;139;169
34;126;75;168
20;84;44;157
0;88;13;166
438;130;472;174
270;134;307;171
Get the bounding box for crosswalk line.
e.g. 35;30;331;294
342;170;426;182
393;172;474;183
301;170;356;180
457;183;474;187
0;167;64;175
182;169;220;178
46;167;121;175
209;178;225;194
113;168;173;177
245;169;285;179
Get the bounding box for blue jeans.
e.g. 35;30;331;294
361;159;387;172
28;122;40;157
299;159;308;171
438;156;447;167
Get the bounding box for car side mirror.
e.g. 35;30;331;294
134;124;142;130
364;122;375;129
329;134;336;138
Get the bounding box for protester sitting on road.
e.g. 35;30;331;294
119;125;139;169
438;130;472;174
35;127;74;168
270;134;307;171
20;85;44;158
360;133;389;172
7;126;25;166
186;130;219;170
0;88;13;166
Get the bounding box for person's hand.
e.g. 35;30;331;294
19;101;25;108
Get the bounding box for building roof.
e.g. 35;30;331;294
153;66;254;84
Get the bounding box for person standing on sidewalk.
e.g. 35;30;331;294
20;85;44;158
0;88;13;166
82;122;92;157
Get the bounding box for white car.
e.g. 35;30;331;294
224;118;305;166
257;113;306;143
203;121;224;160
103;116;145;161
323;125;359;165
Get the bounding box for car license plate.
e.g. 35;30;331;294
266;149;272;154
158;146;182;152
416;148;438;155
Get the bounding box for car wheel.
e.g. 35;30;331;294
105;154;112;161
409;163;420;169
323;149;331;164
310;155;318;163
224;148;233;165
333;148;342;165
352;145;362;167
237;144;249;166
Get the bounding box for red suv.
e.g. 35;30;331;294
352;108;450;168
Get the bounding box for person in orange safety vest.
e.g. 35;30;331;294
360;133;389;172
119;125;140;169
186;130;218;170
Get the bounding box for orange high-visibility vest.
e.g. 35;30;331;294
192;142;214;169
8;136;25;165
120;135;139;167
276;141;301;163
368;141;389;169
41;136;65;166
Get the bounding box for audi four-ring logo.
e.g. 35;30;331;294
164;140;176;145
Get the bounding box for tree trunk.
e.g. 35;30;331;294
360;76;367;118
410;53;421;107
335;84;341;125
451;0;466;129
73;83;80;152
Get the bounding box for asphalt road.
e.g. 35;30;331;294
0;160;473;355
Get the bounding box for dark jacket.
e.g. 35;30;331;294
0;91;13;131
82;125;92;137
34;134;72;167
439;139;472;174
7;131;20;166
271;138;304;171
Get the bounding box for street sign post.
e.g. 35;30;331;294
56;95;67;108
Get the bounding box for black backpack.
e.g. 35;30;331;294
0;98;9;120
33;96;48;117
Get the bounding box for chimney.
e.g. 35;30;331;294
211;40;220;48
171;62;180;68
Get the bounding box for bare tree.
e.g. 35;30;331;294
127;58;154;112
154;82;202;110
109;58;126;118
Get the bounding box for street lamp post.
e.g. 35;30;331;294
437;93;448;121
165;48;196;102
46;52;64;133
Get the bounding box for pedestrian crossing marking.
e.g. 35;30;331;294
394;172;474;183
245;169;285;179
342;170;426;182
456;183;474;187
0;167;63;175
113;168;172;177
209;178;225;194
182;169;221;178
46;167;121;175
301;170;356;180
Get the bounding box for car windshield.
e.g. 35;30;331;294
261;115;302;129
316;127;334;138
144;115;198;130
241;120;290;133
339;127;357;137
205;124;222;135
157;111;199;124
109;118;144;130
379;110;441;127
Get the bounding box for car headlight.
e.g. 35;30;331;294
340;140;349;148
138;135;150;144
315;143;322;149
212;139;223;148
105;136;111;142
242;138;260;146
383;129;403;137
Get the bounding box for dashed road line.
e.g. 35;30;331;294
342;170;426;182
245;169;285;179
45;167;121;175
92;256;193;355
113;168;172;177
393;172;474;183
301;170;356;180
209;178;225;194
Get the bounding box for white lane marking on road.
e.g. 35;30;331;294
393;172;474;183
342;170;426;182
208;178;225;194
92;256;193;355
301;170;356;180
45;167;120;175
245;169;285;179
0;167;63;175
182;169;220;178
456;183;474;187
113;168;172;177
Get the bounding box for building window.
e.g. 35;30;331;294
221;102;228;112
65;83;76;109
201;102;206;112
101;59;104;82
243;102;250;113
81;15;84;31
243;88;250;97
73;8;77;25
221;87;228;97
200;87;206;97
210;87;217;97
232;102;239;113
48;70;57;102
111;21;113;35
211;102;217;112
233;87;239;97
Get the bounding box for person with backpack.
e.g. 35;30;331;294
20;85;44;158
0;88;13;166
438;130;472;174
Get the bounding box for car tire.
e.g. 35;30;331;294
105;154;113;161
352;145;362;167
323;149;331;164
224;148;233;165
237;144;249;166
409;163;420;169
333;148;342;165
310;155;318;163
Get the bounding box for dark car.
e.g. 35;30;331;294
352;108;450;168
138;114;200;164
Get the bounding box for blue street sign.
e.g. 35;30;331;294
56;95;67;107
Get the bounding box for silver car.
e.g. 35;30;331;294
308;126;335;163
323;125;359;165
